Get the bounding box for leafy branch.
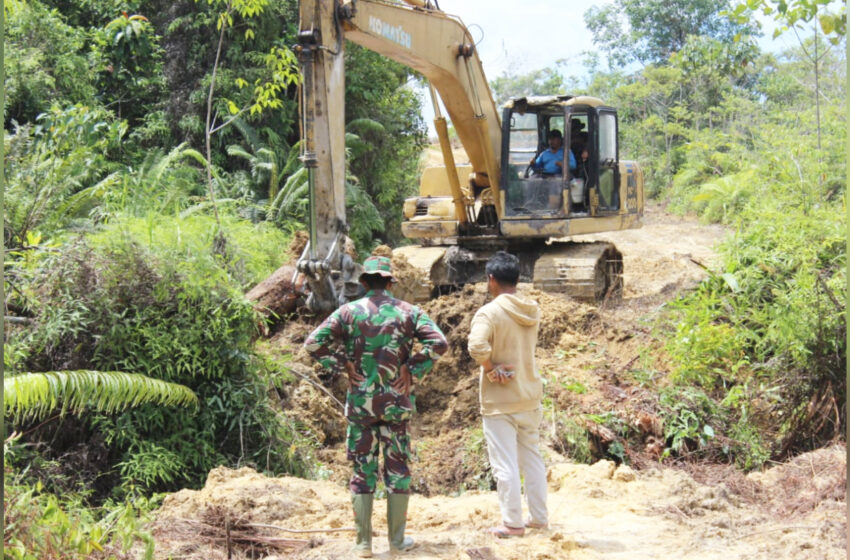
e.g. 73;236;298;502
5;370;199;424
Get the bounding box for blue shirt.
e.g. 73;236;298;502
535;147;576;174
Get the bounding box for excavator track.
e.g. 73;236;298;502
392;241;623;304
532;242;623;302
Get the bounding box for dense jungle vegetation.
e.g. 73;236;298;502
2;0;845;557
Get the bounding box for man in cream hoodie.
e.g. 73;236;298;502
468;251;548;538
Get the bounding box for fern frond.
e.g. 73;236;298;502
271;167;308;221
4;371;198;423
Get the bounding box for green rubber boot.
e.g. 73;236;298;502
352;493;373;558
387;493;415;552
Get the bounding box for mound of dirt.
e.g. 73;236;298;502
522;287;600;348
370;244;393;258
747;444;846;516
411;283;602;434
149;447;846;560
265;267;669;492
417;283;599;374
389;250;430;303
289;230;310;262
150;466;352;559
420;284;488;374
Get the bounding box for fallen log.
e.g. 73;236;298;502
245;264;307;332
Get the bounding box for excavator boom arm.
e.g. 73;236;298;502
340;0;501;193
296;0;503;311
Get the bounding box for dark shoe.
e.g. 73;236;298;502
352;493;373;557
387;493;416;552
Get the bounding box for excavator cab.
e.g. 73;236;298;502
501;95;621;224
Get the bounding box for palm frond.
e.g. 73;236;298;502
176;146;211;171
5;370;199;424
53;171;122;219
346;179;385;241
344;132;370;157
271;166;308;222
226;144;253;161
693;168;755;223
231;117;263;154
280;140;304;177
346;118;386;136
150;142;194;186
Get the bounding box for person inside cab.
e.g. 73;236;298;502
570;119;588;167
530;129;576;177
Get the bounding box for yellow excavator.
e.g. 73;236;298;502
295;0;644;311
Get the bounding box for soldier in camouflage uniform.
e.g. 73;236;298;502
305;256;448;557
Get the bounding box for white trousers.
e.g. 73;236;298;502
482;408;548;528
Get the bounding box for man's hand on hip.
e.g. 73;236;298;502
345;361;365;385
486;364;515;384
391;364;412;395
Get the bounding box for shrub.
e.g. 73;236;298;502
4;105;126;248
3;462;156;560
661;201;845;466
6;218;314;497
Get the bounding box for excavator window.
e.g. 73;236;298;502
545;115;565;146
507;112;538;172
596;110;620;210
503;110;569;216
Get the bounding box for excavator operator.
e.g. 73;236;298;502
530;129;576;177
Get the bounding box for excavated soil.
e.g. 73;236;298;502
149;202;846;559
268;202;727;488
150;445;845;559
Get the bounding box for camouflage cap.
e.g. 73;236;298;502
359;256;395;281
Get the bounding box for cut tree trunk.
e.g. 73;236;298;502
246;265;307;332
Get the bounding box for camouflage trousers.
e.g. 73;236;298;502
347;418;411;494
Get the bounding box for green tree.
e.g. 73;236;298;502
194;0;299;226
727;0;846;156
669;35;759;128
729;0;846;43
490;66;566;106
92;12;165;127
40;0;142;28
585;0;757;67
4;0;95;125
606;65;690;193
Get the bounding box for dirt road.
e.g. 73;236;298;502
149;203;846;559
